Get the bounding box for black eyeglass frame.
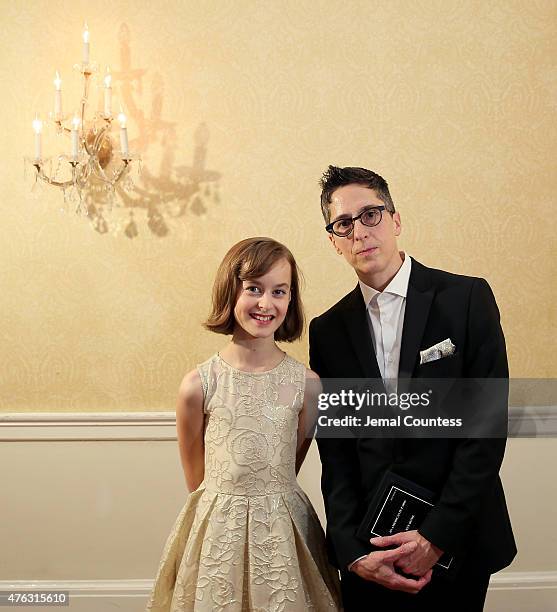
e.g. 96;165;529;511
325;205;387;237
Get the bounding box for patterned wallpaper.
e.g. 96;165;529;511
1;0;555;412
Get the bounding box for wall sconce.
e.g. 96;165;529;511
25;24;140;219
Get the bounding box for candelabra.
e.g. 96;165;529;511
25;24;140;221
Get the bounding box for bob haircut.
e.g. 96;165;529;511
204;237;304;342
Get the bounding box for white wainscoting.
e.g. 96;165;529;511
1;411;556;612
486;571;557;612
0;573;556;612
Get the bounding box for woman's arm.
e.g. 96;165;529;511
295;368;322;474
176;369;205;492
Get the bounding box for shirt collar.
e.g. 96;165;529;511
359;252;412;305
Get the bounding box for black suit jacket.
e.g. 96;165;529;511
309;257;516;576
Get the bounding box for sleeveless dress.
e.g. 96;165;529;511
145;353;341;611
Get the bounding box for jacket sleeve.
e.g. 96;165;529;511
310;317;370;569
418;278;509;555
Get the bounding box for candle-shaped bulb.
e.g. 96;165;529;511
72;115;81;130
104;67;112;88
83;23;90;43
118;112;129;157
32;115;43;134
54;71;62;91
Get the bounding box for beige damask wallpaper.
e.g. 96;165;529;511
1;0;555;412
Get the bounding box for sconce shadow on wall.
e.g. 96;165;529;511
85;23;222;238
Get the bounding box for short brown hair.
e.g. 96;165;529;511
319;165;395;224
204;237;304;342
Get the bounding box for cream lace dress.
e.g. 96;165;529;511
145;353;341;611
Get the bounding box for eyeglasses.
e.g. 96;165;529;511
325;206;386;237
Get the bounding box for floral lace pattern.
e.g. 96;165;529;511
146;354;341;611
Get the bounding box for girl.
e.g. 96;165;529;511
146;237;341;611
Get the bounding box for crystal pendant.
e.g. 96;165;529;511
105;184;116;212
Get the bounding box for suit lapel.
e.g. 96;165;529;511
341;287;382;379
399;259;435;378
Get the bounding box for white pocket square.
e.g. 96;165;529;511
420;338;456;365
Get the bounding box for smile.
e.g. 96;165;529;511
250;313;274;322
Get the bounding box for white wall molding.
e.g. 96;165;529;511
508;405;557;438
487;570;557;612
490;570;557;590
1;407;556;441
0;580;151;612
0;578;152;595
2;572;556;591
1;572;555;611
0;412;176;441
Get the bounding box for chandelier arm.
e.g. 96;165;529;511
74;161;91;189
92;124;109;154
91;159;112;183
110;158;130;183
90;157;129;186
33;162;79;189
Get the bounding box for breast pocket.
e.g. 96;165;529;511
417;352;462;378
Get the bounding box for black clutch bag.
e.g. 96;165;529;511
356;471;454;570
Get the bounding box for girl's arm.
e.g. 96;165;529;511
176;369;205;492
295;369;322;474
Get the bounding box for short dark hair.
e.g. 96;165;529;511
204;237;304;342
319;165;395;224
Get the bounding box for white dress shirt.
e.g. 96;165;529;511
348;252;412;572
359;252;412;386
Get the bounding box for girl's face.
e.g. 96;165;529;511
233;258;291;340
